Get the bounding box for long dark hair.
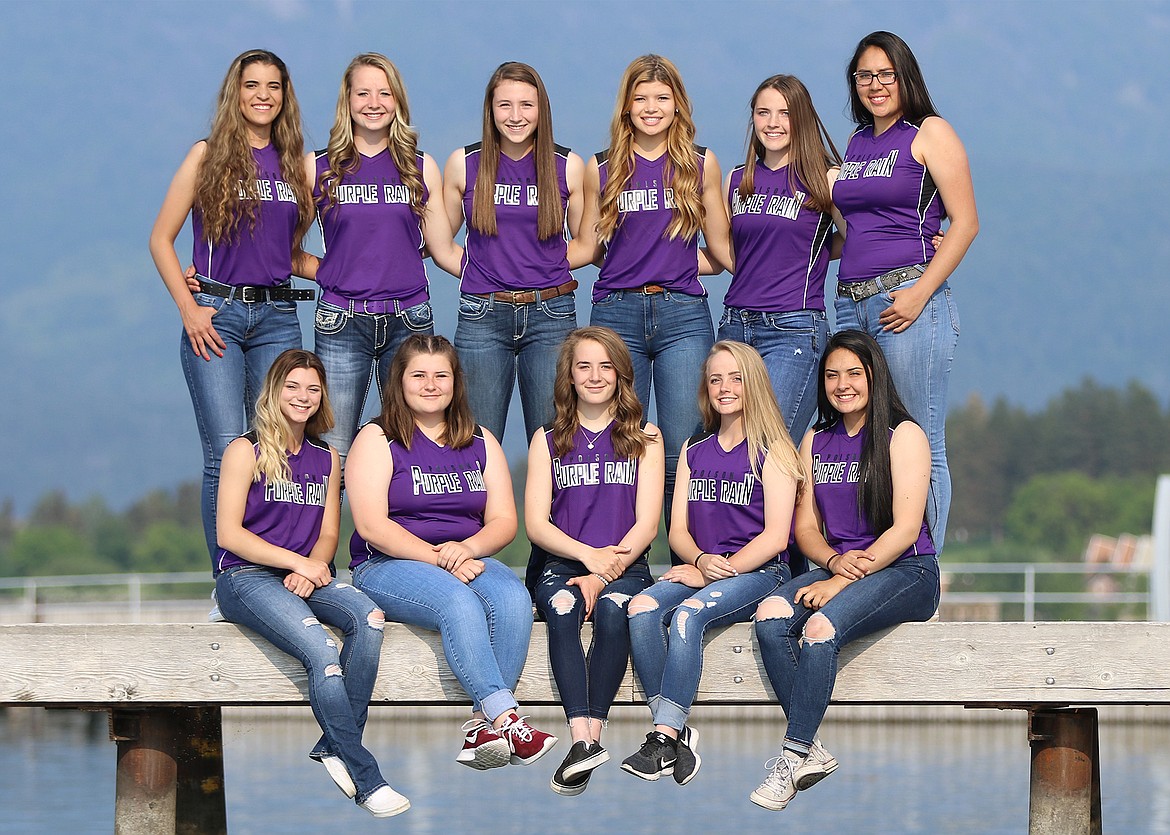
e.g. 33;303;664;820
814;330;915;532
847;31;939;127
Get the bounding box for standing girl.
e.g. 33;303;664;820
443;62;585;444
719;75;842;443
150;49;315;557
346;335;557;770
750;330;940;812
526;326;664;795
580;55;732;545
621;341;802;786
832;31;979;550
308;53;462;462
214;349;407;817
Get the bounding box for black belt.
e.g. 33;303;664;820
199;280;315;303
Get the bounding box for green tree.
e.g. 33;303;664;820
0;526;117;576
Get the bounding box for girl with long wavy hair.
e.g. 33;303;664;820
718;75;843;444
578;55;732;556
150;49;315;557
346;334;558;772
621;341;802;787
299;54;463;465
749;330;939;812
833;31;979;551
213;349;407;818
525;326;664;795
442;62;588;448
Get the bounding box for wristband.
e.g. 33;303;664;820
695;552;709;569
827;554;841;571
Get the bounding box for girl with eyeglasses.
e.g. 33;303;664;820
832;31;979;551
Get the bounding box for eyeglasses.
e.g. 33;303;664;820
852;70;897;86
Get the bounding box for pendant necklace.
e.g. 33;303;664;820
579;425;605;450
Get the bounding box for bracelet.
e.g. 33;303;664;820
695;552;709;569
827;554;841;571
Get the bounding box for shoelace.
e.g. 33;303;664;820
762;755;796;788
502;715;533;741
461;719;493;738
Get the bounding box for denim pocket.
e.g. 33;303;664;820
458;293;491;320
400;302;434;332
272;299;297;314
538;292;576;320
314;301;348;335
665;291;707;307
194;292;225;315
591;291;619;308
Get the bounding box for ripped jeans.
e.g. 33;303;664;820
627;562;789;732
754;555;940;751
215;565;389;803
535;553;653;721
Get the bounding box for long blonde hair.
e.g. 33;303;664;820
195;50;314;246
698;341;804;494
551;327;655;460
252;350;334;483
317;53;425;218
470;62;564;240
598;55;703;244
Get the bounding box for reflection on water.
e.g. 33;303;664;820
4;706;1170;834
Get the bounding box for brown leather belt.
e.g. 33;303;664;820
475;279;578;305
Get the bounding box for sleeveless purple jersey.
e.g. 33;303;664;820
809;421;934;559
349;427;489;567
192;144;299;286
593;148;707;300
725;164;834;312
544;423;640;549
214;435;334;575
684;432;784;561
834;120;944;283
313;149;429;306
459;143;573;294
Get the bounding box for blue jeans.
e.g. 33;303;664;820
535;554;653;721
454;291;577;442
215;565;388;802
352;556;532;722
834;278;959;550
313;299;434;462
718;307;828;444
755;556;940;749
181;285;302;557
627;562;789;731
590;291;715;558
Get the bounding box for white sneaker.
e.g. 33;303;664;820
318;755;356;799
360;785;411;818
207;589;225;623
749;754;799;811
793;738;838;790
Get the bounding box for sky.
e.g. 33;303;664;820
1;0;1167;514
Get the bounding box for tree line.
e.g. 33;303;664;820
1;378;1167;578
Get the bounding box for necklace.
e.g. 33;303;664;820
579;425;605;450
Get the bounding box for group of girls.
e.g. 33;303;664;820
149;29;975;816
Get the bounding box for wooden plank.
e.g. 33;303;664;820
3;621;1170;707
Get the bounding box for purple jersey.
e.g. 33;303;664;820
192;144;300;286
593;147;707;300
834;120;944;283
459;143;573;294
809;421;934;559
684;432;784;561
313;149;429;306
725;164;834;312
213;435;333;575
544;423;640;549
349;428;489;567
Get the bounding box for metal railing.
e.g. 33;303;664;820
941;561;1150;621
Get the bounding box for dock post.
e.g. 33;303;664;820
1027;707;1102;835
175;706;227;835
111;708;178;835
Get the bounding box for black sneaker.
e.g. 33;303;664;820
673;725;702;785
550;741;609;796
621;732;677;781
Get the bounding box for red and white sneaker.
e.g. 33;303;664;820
455;719;511;770
499;713;558;765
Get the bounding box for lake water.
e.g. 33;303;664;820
5;706;1170;834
